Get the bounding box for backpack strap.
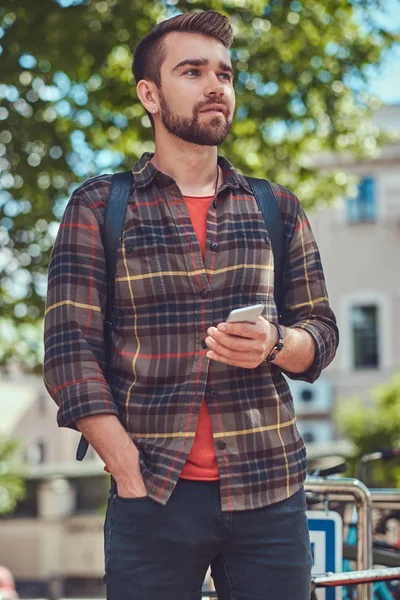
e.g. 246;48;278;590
244;177;285;318
102;170;133;375
76;170;133;461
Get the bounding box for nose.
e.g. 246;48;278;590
207;86;224;98
204;73;225;98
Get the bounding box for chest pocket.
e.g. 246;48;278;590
239;230;274;301
118;231;167;310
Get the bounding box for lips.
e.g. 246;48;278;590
200;105;226;115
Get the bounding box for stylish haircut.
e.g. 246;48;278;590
132;11;233;125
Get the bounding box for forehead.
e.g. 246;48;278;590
161;31;231;70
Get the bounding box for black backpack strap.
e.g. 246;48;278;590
102;170;133;375
244;177;285;318
76;170;133;461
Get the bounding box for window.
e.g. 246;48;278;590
351;305;379;369
347;176;377;223
25;440;46;465
300;389;314;403
38;394;46;415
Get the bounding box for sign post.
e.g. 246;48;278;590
308;511;343;600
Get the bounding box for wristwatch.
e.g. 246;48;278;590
265;323;284;362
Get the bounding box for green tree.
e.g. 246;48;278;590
0;0;397;371
0;436;26;515
335;373;400;488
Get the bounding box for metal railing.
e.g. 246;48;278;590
305;476;373;600
370;488;400;509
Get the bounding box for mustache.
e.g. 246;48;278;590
196;100;229;113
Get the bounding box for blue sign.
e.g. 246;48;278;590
308;511;343;600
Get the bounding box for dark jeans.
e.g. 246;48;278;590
104;478;312;600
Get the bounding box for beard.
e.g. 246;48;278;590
158;90;232;146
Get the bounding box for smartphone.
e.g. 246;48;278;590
226;303;265;324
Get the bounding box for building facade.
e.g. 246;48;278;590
291;104;400;444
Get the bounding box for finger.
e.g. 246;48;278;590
205;335;262;360
216;321;260;339
206;329;260;352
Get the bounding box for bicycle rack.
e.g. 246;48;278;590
370;488;400;509
305;477;373;600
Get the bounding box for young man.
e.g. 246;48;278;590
44;10;339;600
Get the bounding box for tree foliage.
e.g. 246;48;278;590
335;373;400;488
0;436;26;515
0;0;397;371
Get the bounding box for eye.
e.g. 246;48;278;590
219;72;232;81
184;69;201;76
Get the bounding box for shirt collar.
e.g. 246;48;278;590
131;152;252;194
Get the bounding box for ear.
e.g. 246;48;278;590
137;80;159;115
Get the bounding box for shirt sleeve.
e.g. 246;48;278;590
43;187;119;429
278;192;339;384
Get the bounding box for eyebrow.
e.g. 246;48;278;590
171;58;234;76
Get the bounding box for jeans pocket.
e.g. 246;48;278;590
115;494;149;503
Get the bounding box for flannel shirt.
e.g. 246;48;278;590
43;152;339;511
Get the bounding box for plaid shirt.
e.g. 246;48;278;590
43;152;338;511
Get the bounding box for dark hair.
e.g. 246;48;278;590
133;10;233;124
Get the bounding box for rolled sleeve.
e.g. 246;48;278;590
286;317;339;383
278;191;339;383
55;379;119;429
43;185;119;429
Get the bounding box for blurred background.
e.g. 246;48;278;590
0;0;399;598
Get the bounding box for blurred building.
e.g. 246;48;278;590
0;376;106;598
290;104;400;445
0;104;399;597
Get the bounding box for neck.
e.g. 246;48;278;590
151;133;220;196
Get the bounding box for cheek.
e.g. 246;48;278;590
228;95;236;116
173;86;200;112
225;87;235;107
162;84;191;105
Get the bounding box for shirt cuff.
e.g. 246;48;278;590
282;322;327;384
55;379;120;430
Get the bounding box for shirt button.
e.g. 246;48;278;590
264;235;270;244
201;290;209;299
126;244;133;254
210;389;218;397
210;242;218;252
213;199;218;209
202;339;208;349
217;440;227;450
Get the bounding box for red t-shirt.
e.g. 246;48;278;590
179;195;220;481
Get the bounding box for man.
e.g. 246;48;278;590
44;10;338;600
